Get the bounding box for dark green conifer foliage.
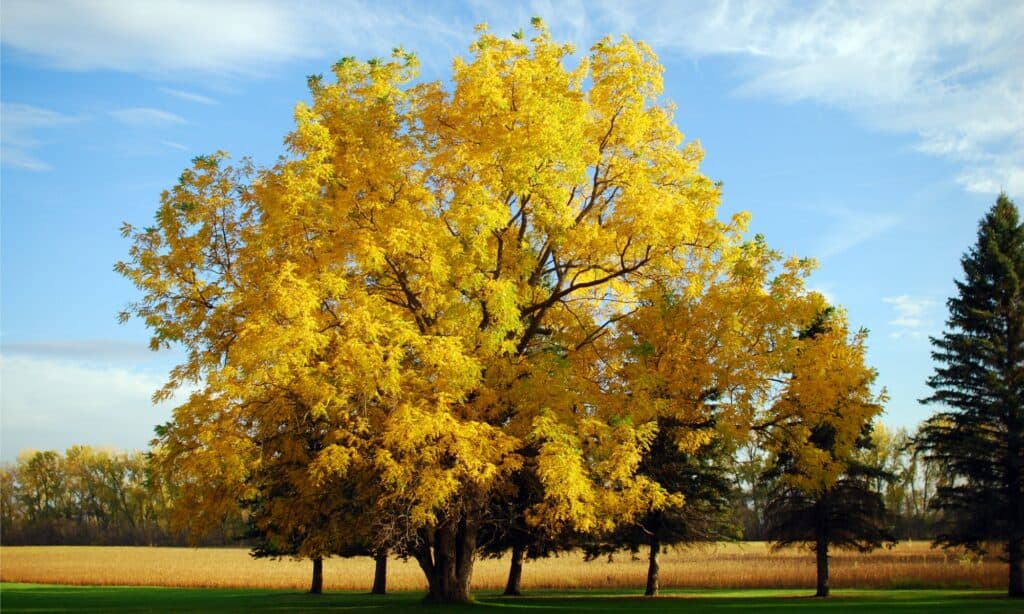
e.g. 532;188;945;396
582;416;739;597
919;193;1024;597
763;422;895;597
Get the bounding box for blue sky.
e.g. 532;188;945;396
1;1;1021;460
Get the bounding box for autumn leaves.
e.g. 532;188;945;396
117;21;883;602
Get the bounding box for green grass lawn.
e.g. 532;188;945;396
2;584;1022;613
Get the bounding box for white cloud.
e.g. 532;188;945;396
815;206;901;259
3;1;1019;193
1;339;164;362
0;355;182;460
161;140;189;151
1;102;80;171
883;295;938;339
111;107;187;126
0;0;314;75
0;0;464;76
160;88;217;105
615;1;1024;195
482;1;1023;196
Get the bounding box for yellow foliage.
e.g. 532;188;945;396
115;21;877;572
766;310;887;494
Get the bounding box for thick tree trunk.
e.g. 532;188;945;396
372;552;388;595
1010;537;1023;597
504;543;526;596
414;517;479;603
645;535;661;597
815;538;829;597
310;557;323;595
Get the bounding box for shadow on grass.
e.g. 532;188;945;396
1;584;1019;613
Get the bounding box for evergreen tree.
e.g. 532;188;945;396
918;193;1024;597
583;416;739;597
477;454;576;597
763;422;895;597
761;308;893;597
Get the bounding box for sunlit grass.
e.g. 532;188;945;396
1;584;1018;613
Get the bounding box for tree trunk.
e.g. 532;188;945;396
1008;428;1023;598
310;557;323;595
504;543;526;596
414;517;479;603
645;535;661;597
372;552;388;595
815;538;829;597
1010;537;1023;598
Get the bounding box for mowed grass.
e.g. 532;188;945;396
0;542;1004;591
2;584;1022;613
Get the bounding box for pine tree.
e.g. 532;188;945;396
763;422;895;597
918;193;1024;597
582;416;739;597
761;308;893;597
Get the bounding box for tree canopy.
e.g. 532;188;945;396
117;20;883;602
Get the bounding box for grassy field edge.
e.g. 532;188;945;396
2;583;1020;613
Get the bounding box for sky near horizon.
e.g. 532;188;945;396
1;1;1022;461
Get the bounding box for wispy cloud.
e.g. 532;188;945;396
160;87;217;105
472;1;1023;196
3;2;1019;194
883;295;938;339
815;206;901;259
0;0;463;76
0;0;314;76
1;102;81;171
592;1;1023;196
111;107;187;126
161;140;188;151
1;339;163;363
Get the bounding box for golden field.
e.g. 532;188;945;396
0;542;1003;591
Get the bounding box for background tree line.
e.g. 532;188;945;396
0;421;944;548
0;446;241;546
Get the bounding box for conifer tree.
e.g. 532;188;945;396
919;193;1024;597
761;309;893;597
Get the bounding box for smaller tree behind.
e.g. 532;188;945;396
583;416;739;597
762;309;893;597
918;193;1024;597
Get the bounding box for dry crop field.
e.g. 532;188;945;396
0;542;1003;591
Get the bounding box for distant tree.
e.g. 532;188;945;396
1;463;22;534
900;428;946;538
4;447;180;546
762;309;893;597
732;442;771;540
860;423;946;540
860;424;913;531
918;193;1024;597
17;450;70;527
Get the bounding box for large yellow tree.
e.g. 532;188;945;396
120;21;747;602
